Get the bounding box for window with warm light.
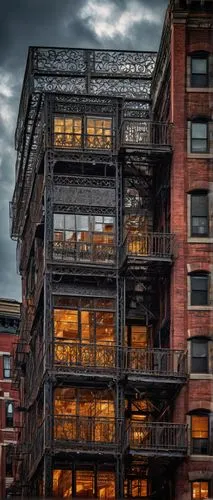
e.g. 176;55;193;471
191;415;209;454
54;117;82;148
54;388;115;443
192;481;209;500
86;118;112;149
125;215;148;255
76;470;95;497
131;479;148;497
54;309;115;344
53;470;72;497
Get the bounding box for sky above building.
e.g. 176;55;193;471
0;0;167;300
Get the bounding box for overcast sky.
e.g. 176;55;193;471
0;0;167;301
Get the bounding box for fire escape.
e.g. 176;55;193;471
10;45;188;499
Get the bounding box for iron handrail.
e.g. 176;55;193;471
122;232;175;261
126;421;188;451
123;347;187;377
51;239;117;264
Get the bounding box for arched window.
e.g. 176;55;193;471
189;272;210;306
190;52;209;88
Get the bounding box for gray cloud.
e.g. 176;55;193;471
0;0;167;301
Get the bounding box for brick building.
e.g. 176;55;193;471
10;0;212;498
0;299;20;499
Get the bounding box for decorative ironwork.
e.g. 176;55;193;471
54;342;117;373
53;185;115;207
53;204;116;216
122;233;175;263
121;120;172;149
126;422;187;456
52;282;116;297
54;416;118;450
51;241;116;266
123;348;187;379
54;175;116;189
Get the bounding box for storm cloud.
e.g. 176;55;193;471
0;0;167;300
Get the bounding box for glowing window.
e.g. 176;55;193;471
54;117;82;148
53;470;72;497
191;415;209;455
86;118;112;149
192;481;209;499
76;470;95;497
132;479;148;497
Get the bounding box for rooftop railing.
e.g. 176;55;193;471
127;422;187;455
122;232;175;263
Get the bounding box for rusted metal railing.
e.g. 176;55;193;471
54;342;116;372
122;232;174;262
51;240;116;265
127;422;187;454
123;348;187;378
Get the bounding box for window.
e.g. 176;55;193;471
86;118;112;149
3;355;11;379
5;402;14;428
191;192;209;236
54;117;82;148
192;481;209;499
190;273;209;306
191;54;208;88
191;122;208;153
5;446;13;477
191;415;209;454
191;338;208;373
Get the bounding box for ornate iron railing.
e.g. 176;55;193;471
122;232;174;262
123;348;187;378
127;422;187;454
121;120;172;148
54;342;116;372
53;133;113;151
54;416;117;448
51;240;116;265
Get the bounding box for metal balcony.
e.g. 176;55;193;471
120;120;172;152
54;416;119;454
54;342;116;377
51;241;116;266
122;233;174;265
126;422;187;457
123;348;187;384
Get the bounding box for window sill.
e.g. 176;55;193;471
188;306;212;311
187;237;213;244
187;88;213;93
190;373;213;380
190;455;213;461
187;153;212;159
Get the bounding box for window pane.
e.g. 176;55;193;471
191;74;208;87
192;416;208;438
192;357;208;373
192;58;207;74
191;194;208;217
192;217;208;236
192;123;207;139
3;356;11;378
54;214;64;230
53;470;72;498
191;139;208;153
76;215;89;231
191;276;208;291
192;339;208;357
65;214;75;230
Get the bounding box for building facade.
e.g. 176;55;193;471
0;299;20;499
10;0;213;498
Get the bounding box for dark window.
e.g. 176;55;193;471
191;55;208;88
191;192;209;236
191;122;208;153
191;338;208;373
5;447;13;477
5;402;14;428
3;356;11;379
192;480;209;499
191;415;209;455
191;274;209;306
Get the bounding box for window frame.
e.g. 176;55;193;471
190;272;209;307
191;413;209;455
190;191;209;237
191;121;209;154
3;355;11;379
191;53;209;88
5;446;13;478
191;480;209;500
191;337;209;374
5;401;14;428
